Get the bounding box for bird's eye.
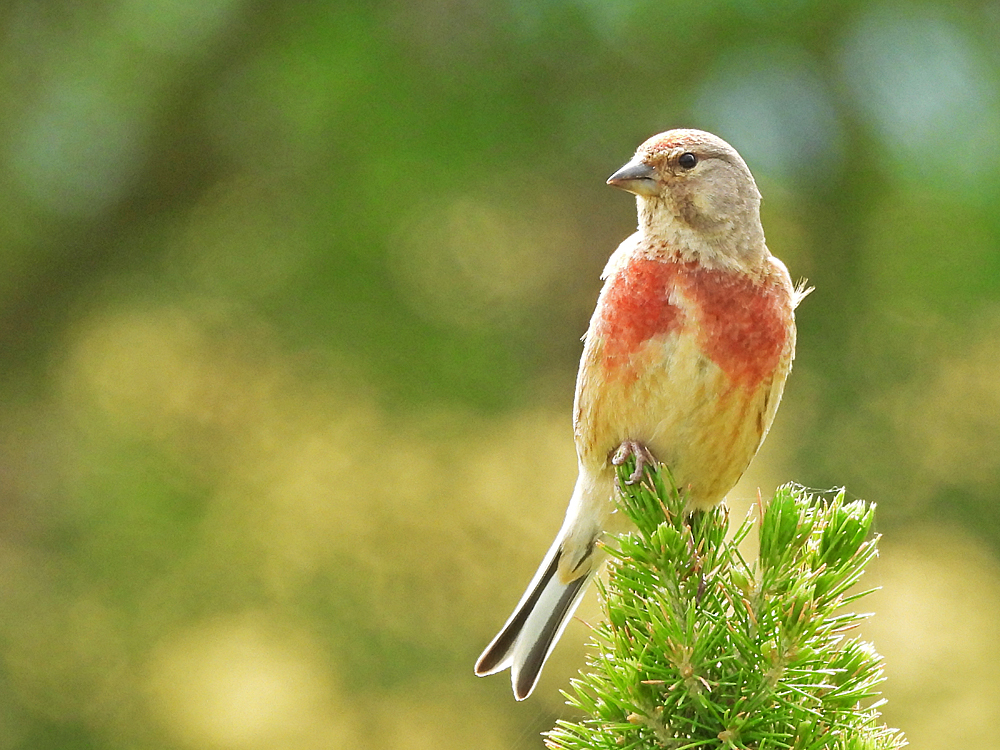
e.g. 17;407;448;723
678;152;698;170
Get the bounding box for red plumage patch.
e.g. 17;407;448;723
597;257;683;365
596;257;789;390
687;265;790;389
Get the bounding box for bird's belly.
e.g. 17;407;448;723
576;330;777;508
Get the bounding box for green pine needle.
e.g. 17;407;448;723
545;459;906;750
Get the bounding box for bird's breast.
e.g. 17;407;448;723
594;256;684;367
592;255;792;392
575;252;795;504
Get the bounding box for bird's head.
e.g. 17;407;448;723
608;129;766;266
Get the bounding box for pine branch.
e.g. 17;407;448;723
545;460;907;750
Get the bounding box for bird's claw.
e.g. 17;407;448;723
611;440;655;485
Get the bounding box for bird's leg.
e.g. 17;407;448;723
611;440;656;485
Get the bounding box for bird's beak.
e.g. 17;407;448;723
607;157;658;196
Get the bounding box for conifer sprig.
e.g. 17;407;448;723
545;460;906;750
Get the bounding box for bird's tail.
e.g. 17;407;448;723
474;537;594;700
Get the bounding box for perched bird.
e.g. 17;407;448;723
474;129;807;700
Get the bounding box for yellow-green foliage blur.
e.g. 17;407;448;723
1;1;998;749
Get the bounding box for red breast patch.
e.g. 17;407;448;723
685;265;790;389
596;257;683;367
595;257;790;390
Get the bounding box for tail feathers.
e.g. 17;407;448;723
475;542;593;700
510;569;590;700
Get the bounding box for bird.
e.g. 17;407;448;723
474;129;807;700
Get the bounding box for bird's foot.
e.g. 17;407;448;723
611;440;656;485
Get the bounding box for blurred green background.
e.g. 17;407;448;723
2;1;999;748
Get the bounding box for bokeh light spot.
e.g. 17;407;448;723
10;77;147;218
145;615;351;749
694;45;844;185
391;183;578;330
839;5;1000;188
